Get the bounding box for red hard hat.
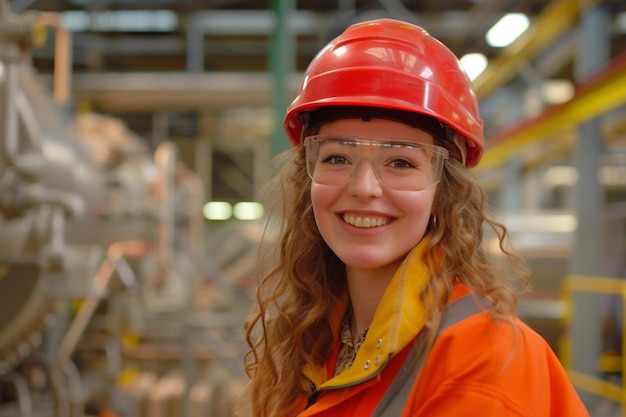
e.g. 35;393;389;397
283;18;484;167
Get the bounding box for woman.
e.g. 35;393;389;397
237;18;588;417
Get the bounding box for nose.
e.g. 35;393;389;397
347;158;383;199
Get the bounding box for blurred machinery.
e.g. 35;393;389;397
0;3;245;416
2;0;622;415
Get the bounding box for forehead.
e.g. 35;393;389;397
317;118;435;145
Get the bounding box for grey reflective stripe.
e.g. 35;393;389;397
371;294;490;417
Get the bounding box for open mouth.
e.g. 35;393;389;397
342;213;392;228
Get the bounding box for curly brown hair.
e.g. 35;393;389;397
235;138;531;417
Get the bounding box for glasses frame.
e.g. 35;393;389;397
303;135;449;191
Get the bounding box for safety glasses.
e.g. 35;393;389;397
304;135;449;191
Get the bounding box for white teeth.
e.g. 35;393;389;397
343;214;391;228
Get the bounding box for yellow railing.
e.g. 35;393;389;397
562;275;626;411
476;54;626;173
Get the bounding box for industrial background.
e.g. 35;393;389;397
0;0;625;416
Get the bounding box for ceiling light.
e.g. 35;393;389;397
203;201;232;221
486;13;530;48
460;53;488;81
233;202;264;221
543;79;575;105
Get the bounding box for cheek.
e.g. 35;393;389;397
310;183;323;206
310;183;325;213
310;182;343;207
392;188;436;224
310;183;337;226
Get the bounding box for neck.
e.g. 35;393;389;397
346;263;399;333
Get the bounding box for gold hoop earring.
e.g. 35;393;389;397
429;215;438;230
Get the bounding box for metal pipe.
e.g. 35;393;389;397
63;360;85;417
54;241;145;367
49;365;70;417
177;164;205;268
0;374;34;416
0;2;46;168
1;48;21;168
37;12;72;105
54;256;115;368
154;142;177;289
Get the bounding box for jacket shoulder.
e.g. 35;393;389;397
406;311;589;416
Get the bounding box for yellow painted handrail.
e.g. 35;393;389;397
477;54;626;172
562;274;626;412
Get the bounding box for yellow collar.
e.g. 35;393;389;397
303;237;431;390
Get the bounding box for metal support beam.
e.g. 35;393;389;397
67;71;303;112
570;3;610;407
270;0;295;156
186;9;322;73
498;156;524;213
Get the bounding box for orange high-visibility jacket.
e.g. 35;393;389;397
292;241;589;417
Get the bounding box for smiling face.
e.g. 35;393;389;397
310;117;438;279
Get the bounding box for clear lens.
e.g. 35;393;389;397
304;135;449;191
